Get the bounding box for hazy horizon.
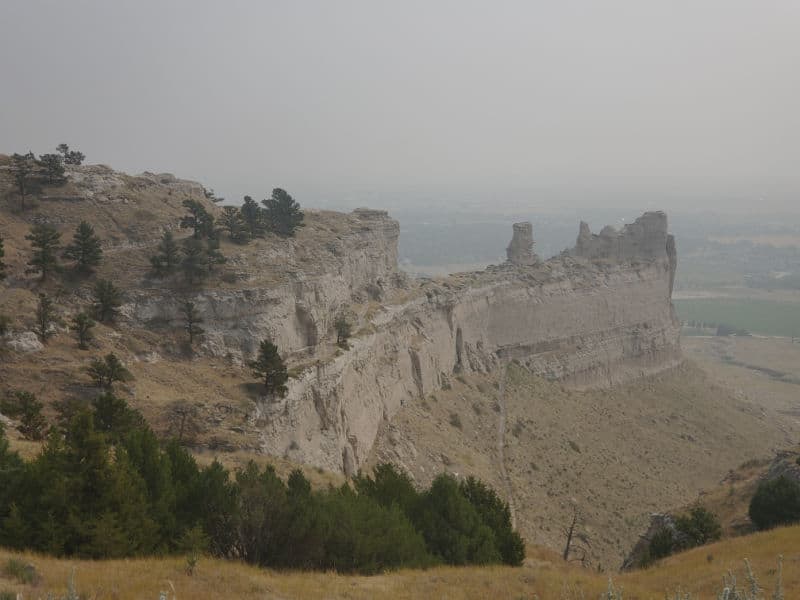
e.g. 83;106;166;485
2;1;798;212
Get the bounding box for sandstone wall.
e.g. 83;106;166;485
260;254;681;473
574;211;672;262
124;208;400;359
124;207;680;475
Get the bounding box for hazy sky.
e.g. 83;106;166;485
1;1;798;211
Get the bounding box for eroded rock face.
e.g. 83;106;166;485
124;208;402;363
126;206;679;475
574;211;669;262
6;332;44;353
506;222;537;265
254;214;680;474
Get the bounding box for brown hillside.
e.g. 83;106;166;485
367;361;797;569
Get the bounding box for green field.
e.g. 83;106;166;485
674;298;800;337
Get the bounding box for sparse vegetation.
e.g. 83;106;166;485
38;152;66;184
248;340;289;398
0;233;7;280
92;279;123;322
220;206;249;244
1;391;47;440
33;293;58;343
71;312;95;349
56;143;85;165
179;237;205;284
9;152;39;210
180;199;215;239
181;300;204;347
150;230;180;277
262;188;304;237
334;313;352;346
643;507;722;566
240;195;266;238
86;353;133;390
0;315;10;337
166;400;200;445
62;220;103;274
2;556;39;585
449;412;463;429
25;223;62;280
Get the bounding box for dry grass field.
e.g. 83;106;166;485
0;525;796;599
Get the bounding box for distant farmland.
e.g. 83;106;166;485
674;298;800;337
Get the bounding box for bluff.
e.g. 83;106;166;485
113;202;679;475
0;160;680;476
245;212;681;474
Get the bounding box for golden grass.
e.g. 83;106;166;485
1;525;797;599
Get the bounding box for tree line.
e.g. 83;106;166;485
0;392;524;572
148;189;304;283
7;144;84;210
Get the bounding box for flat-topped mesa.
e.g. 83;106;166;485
574;211;673;263
506;222;538;265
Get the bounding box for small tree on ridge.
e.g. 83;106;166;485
63;221;103;274
248;340;289;398
25;224;62;281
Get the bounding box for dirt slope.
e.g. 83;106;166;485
367;361;796;568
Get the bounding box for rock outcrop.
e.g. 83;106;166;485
622;513;691;570
574;211;674;263
124;208;401;361
249;213;681;473
506;222;537;265
2;160;679;475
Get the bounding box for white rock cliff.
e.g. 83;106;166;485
125;209;680;475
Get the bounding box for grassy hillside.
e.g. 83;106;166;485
0;525;796;599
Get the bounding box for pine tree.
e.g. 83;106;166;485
180;237;209;285
150;230;180;277
92;279;122;322
1;391;48;440
57;143;85;165
240;195;265;238
63;221;103;274
0;233;7;280
72;312;95;349
180;199;215;239
25;224;62;280
220;206;250;244
181;300;204;347
34;293;58;343
248;340;289;397
38;153;66;184
262;188;304;237
0;314;10;337
10;152;40;210
334;313;352;346
87;353;132;390
205;235;226;271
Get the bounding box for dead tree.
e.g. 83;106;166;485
562;503;592;567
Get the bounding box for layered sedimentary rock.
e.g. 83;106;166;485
113;189;679;474
247;212;681;474
125;208;401;359
506;222;538;265
574;211;674;262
